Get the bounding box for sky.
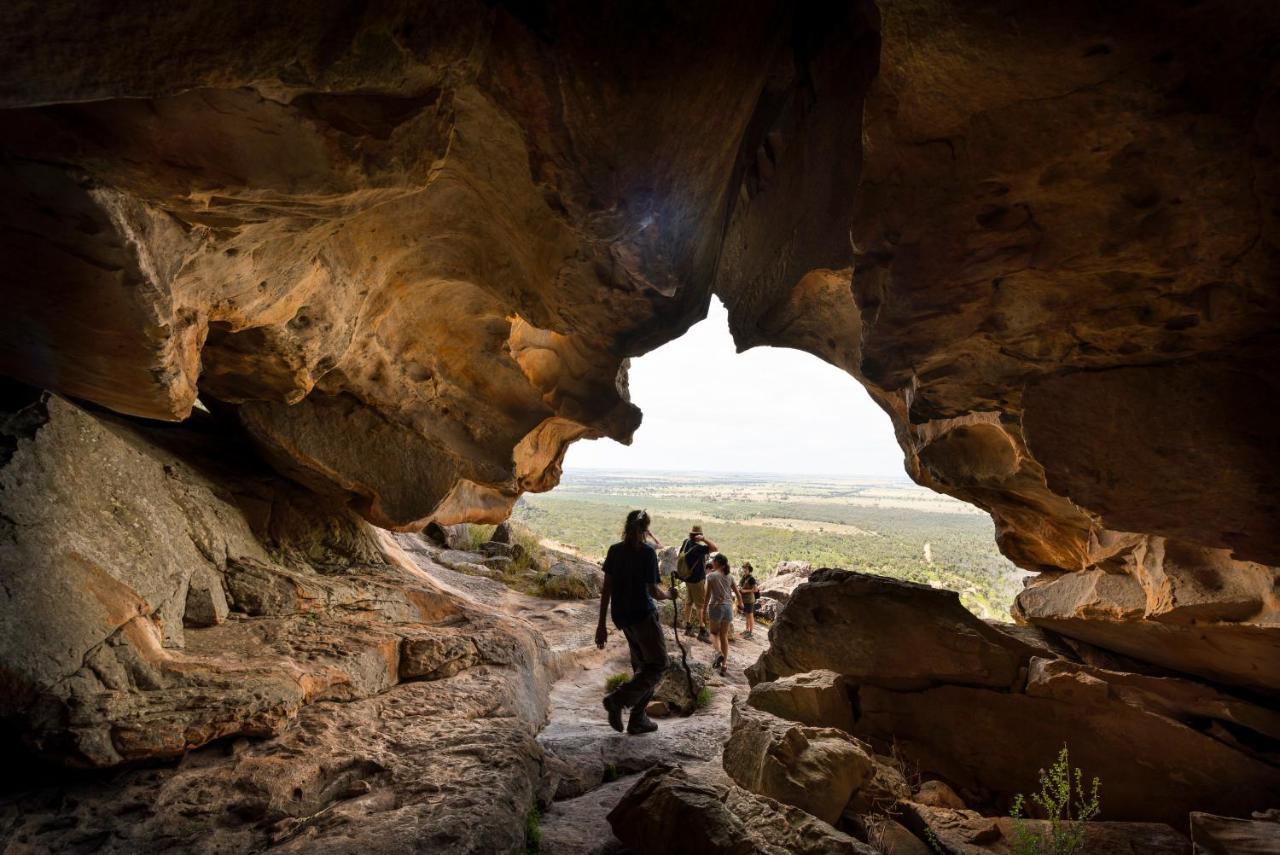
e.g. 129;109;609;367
564;298;906;477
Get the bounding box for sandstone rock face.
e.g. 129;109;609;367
747;669;857;733
900;803;1191;855
756;563;813;609
3;1;1280;848
607;764;877;855
542;557;605;600
745;571;1280;828
722;701;875;825
1189;811;1280;854
0;390;553;834
748;570;1036;689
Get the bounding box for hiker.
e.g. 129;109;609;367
705;553;743;676
739;562;759;639
676;525;717;643
596;510;674;736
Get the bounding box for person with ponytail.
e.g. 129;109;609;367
596;509;673;735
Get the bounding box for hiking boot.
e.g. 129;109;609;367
602;694;624;733
627;713;659;735
697;628;711;643
712;652;724;671
742;630;753;639
683;623;694;637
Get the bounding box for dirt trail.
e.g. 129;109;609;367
537;618;768;853
407;550;771;853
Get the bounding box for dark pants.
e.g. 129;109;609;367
609;612;669;711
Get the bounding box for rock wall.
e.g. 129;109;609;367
0;391;560;849
2;0;1280;848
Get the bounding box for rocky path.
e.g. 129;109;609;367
537;616;769;854
408;548;772;854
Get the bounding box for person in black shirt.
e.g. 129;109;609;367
677;525;718;642
596;510;674;735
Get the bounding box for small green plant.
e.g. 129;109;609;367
923;827;946;854
603;762;619;783
460;523;496;552
523;806;542;853
1009;744;1101;855
605;672;630;691
694;686;711;708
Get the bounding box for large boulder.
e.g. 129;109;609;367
744;570;1280;827
747;570;1036;689
1016;570;1280;694
722;701;874;825
756;561;814;608
607;764;876;855
542;557;604;599
746;669;856;733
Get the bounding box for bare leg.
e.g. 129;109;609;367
745;609;754;634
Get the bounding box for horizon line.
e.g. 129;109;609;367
560;465;913;480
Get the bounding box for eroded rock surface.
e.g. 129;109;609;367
607;764;877;855
747;570;1280;828
2;1;1280;851
0;394;573;851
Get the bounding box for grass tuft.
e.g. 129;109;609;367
523;807;542;853
605;672;630;691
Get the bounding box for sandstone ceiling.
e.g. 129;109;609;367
1;0;1277;624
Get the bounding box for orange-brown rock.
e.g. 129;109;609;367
607;764;877;855
722;700;875;825
899;802;1191;855
747;570;1038;690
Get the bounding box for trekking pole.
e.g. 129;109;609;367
670;573;697;705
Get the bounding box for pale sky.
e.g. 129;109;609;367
564;298;906;476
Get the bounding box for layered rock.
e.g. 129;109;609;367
899;802;1190;855
2;1;1280;849
722;700;875;825
607;764;877;855
712;0;1280;671
0;393;562;851
746;570;1280;828
1189;811;1280;854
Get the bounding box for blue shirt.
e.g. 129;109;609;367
603;542;659;629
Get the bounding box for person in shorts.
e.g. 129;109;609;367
739;562;759;639
677;525;717;643
704;553;743;676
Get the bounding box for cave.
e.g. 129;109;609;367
1;1;1278;853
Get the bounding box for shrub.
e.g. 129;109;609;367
1009;744;1101;855
695;686;711;708
460;523;495;552
605;672;630;691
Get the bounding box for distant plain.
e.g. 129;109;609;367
513;469;1027;621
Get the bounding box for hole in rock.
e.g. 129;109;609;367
513;299;1025;620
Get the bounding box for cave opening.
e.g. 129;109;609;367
514;297;1025;621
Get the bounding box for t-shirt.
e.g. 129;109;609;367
679;539;709;583
603;542;660;629
706;570;736;606
740;573;758;600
